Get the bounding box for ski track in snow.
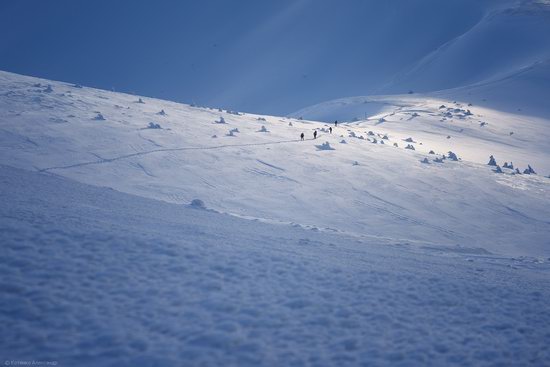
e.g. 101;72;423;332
256;159;285;171
38;139;303;173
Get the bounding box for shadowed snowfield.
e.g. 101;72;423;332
1;1;550;365
2;165;550;366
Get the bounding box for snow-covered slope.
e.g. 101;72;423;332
291;94;550;177
1;70;549;257
294;0;550;121
1;70;550;365
3;164;550;366
294;56;550;121
433;59;550;118
290;58;550;181
384;0;550;94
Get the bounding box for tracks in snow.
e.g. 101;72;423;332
39;138;305;172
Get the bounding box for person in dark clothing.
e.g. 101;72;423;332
313;130;318;139
334;120;338;127
329;127;333;134
300;132;304;141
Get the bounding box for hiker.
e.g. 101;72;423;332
334;120;338;127
300;132;304;141
329;127;333;134
313;130;317;139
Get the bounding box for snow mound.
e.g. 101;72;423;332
190;198;206;209
315;141;335;151
447;151;459;161
93;113;105;121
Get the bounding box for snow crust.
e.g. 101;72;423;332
1;165;549;366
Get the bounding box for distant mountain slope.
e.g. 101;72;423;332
293;1;550;125
291;1;550;176
433;59;550;118
0;0;521;115
293;58;550;121
383;0;550;93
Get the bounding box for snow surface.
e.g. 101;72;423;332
291;56;550;180
2;165;550;366
291;90;550;177
2;70;548;257
383;0;550;94
1;70;550;365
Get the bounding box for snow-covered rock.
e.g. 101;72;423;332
93;113;105;121
447;151;459;161
227;128;239;136
190;198;206;209
523;165;537;175
315;141;335;151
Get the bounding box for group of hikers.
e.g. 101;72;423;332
300;120;338;141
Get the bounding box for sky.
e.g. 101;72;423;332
0;0;492;115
